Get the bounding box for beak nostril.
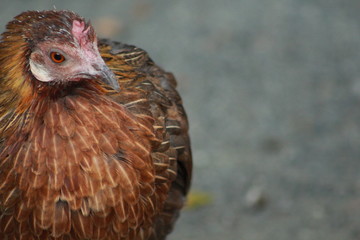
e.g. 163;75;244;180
91;64;101;71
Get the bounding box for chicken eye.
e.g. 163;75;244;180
50;52;66;63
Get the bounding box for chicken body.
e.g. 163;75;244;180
0;11;191;240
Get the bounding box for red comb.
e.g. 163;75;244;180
72;20;91;47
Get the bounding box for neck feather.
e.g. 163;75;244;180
0;35;36;140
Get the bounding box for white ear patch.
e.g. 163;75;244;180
29;59;53;82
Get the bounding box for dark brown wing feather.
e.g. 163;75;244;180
99;39;192;239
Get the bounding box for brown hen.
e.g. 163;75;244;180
0;10;192;240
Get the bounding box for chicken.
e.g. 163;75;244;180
0;10;192;240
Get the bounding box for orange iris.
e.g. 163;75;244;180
50;52;65;63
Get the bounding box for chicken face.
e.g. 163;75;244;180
28;19;119;89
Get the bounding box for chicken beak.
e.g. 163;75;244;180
96;64;120;90
73;48;120;90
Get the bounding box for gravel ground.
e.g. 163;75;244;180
1;1;360;239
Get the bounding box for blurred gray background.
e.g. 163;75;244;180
1;0;360;239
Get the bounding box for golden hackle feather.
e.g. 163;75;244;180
0;10;192;240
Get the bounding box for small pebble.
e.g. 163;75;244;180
245;186;268;210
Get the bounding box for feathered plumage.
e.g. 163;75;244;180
0;10;192;240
